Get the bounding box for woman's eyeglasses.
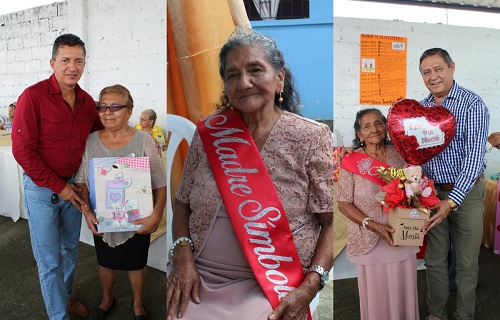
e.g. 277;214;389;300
139;117;151;121
96;104;127;113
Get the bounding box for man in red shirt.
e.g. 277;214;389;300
12;34;102;320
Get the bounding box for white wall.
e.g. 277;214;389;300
0;2;68;107
0;0;166;129
83;0;166;127
334;17;500;178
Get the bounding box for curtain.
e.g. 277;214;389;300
167;0;250;202
252;0;280;20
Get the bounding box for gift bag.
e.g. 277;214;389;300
89;157;153;232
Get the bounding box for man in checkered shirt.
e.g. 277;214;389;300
418;48;490;320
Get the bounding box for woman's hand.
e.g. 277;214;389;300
81;205;102;236
267;275;318;320
367;220;395;247
134;212;162;235
135;186;166;234
167;249;201;320
338;201;395;247
75;183;102;236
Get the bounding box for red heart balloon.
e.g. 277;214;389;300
387;99;456;165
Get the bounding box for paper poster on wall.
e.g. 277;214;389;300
360;34;407;106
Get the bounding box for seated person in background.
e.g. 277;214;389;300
134;109;166;149
0;102;16;130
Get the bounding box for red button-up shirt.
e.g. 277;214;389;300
12;74;103;194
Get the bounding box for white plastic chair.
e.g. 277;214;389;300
166;114;196;252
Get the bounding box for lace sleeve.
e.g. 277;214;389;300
306;124;334;214
336;167;354;203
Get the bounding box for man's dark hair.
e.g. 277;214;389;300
419;48;453;70
52;34;86;60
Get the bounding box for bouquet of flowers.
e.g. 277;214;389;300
375;165;440;215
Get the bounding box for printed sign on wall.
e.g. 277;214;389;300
360;34;407;106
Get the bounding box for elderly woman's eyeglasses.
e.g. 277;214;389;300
139;117;151;122
96;104;127;113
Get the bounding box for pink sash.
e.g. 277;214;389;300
198;109;311;319
341;152;388;186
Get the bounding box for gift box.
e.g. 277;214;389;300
388;207;428;246
89;156;153;233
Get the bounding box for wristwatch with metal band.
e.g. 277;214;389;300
308;265;329;290
447;198;458;211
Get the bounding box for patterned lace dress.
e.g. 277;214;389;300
337;145;419;320
167;111;334;319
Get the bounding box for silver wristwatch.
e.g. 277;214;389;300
308;265;329;290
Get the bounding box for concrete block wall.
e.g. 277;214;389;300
334;17;500;177
0;0;166;130
0;2;68;110
84;0;166;127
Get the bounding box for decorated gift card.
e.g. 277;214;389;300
89;157;153;232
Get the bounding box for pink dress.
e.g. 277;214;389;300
167;202;272;319
167;111;334;319
337;146;419;320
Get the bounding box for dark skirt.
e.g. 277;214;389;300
94;233;151;271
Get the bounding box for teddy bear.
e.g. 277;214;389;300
125;199;142;229
403;165;432;199
112;202;128;229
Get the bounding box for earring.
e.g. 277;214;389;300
360;140;365;147
278;92;283;103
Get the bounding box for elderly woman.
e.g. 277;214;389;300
134;108;166;148
75;85;166;320
166;26;333;320
337;108;419;320
0;102;16;130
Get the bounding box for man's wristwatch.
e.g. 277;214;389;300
308;265;329;290
446;198;458;211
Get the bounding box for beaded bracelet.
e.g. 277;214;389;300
168;236;194;259
362;217;374;229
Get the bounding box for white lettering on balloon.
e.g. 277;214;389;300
403;117;445;149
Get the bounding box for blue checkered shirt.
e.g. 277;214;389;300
421;81;490;205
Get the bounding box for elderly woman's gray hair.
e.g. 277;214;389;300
142;109;157;125
217;26;301;115
352;108;390;149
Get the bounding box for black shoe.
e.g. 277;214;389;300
132;299;149;320
92;297;116;320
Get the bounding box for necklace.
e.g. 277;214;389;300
365;147;387;161
253;109;279;142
